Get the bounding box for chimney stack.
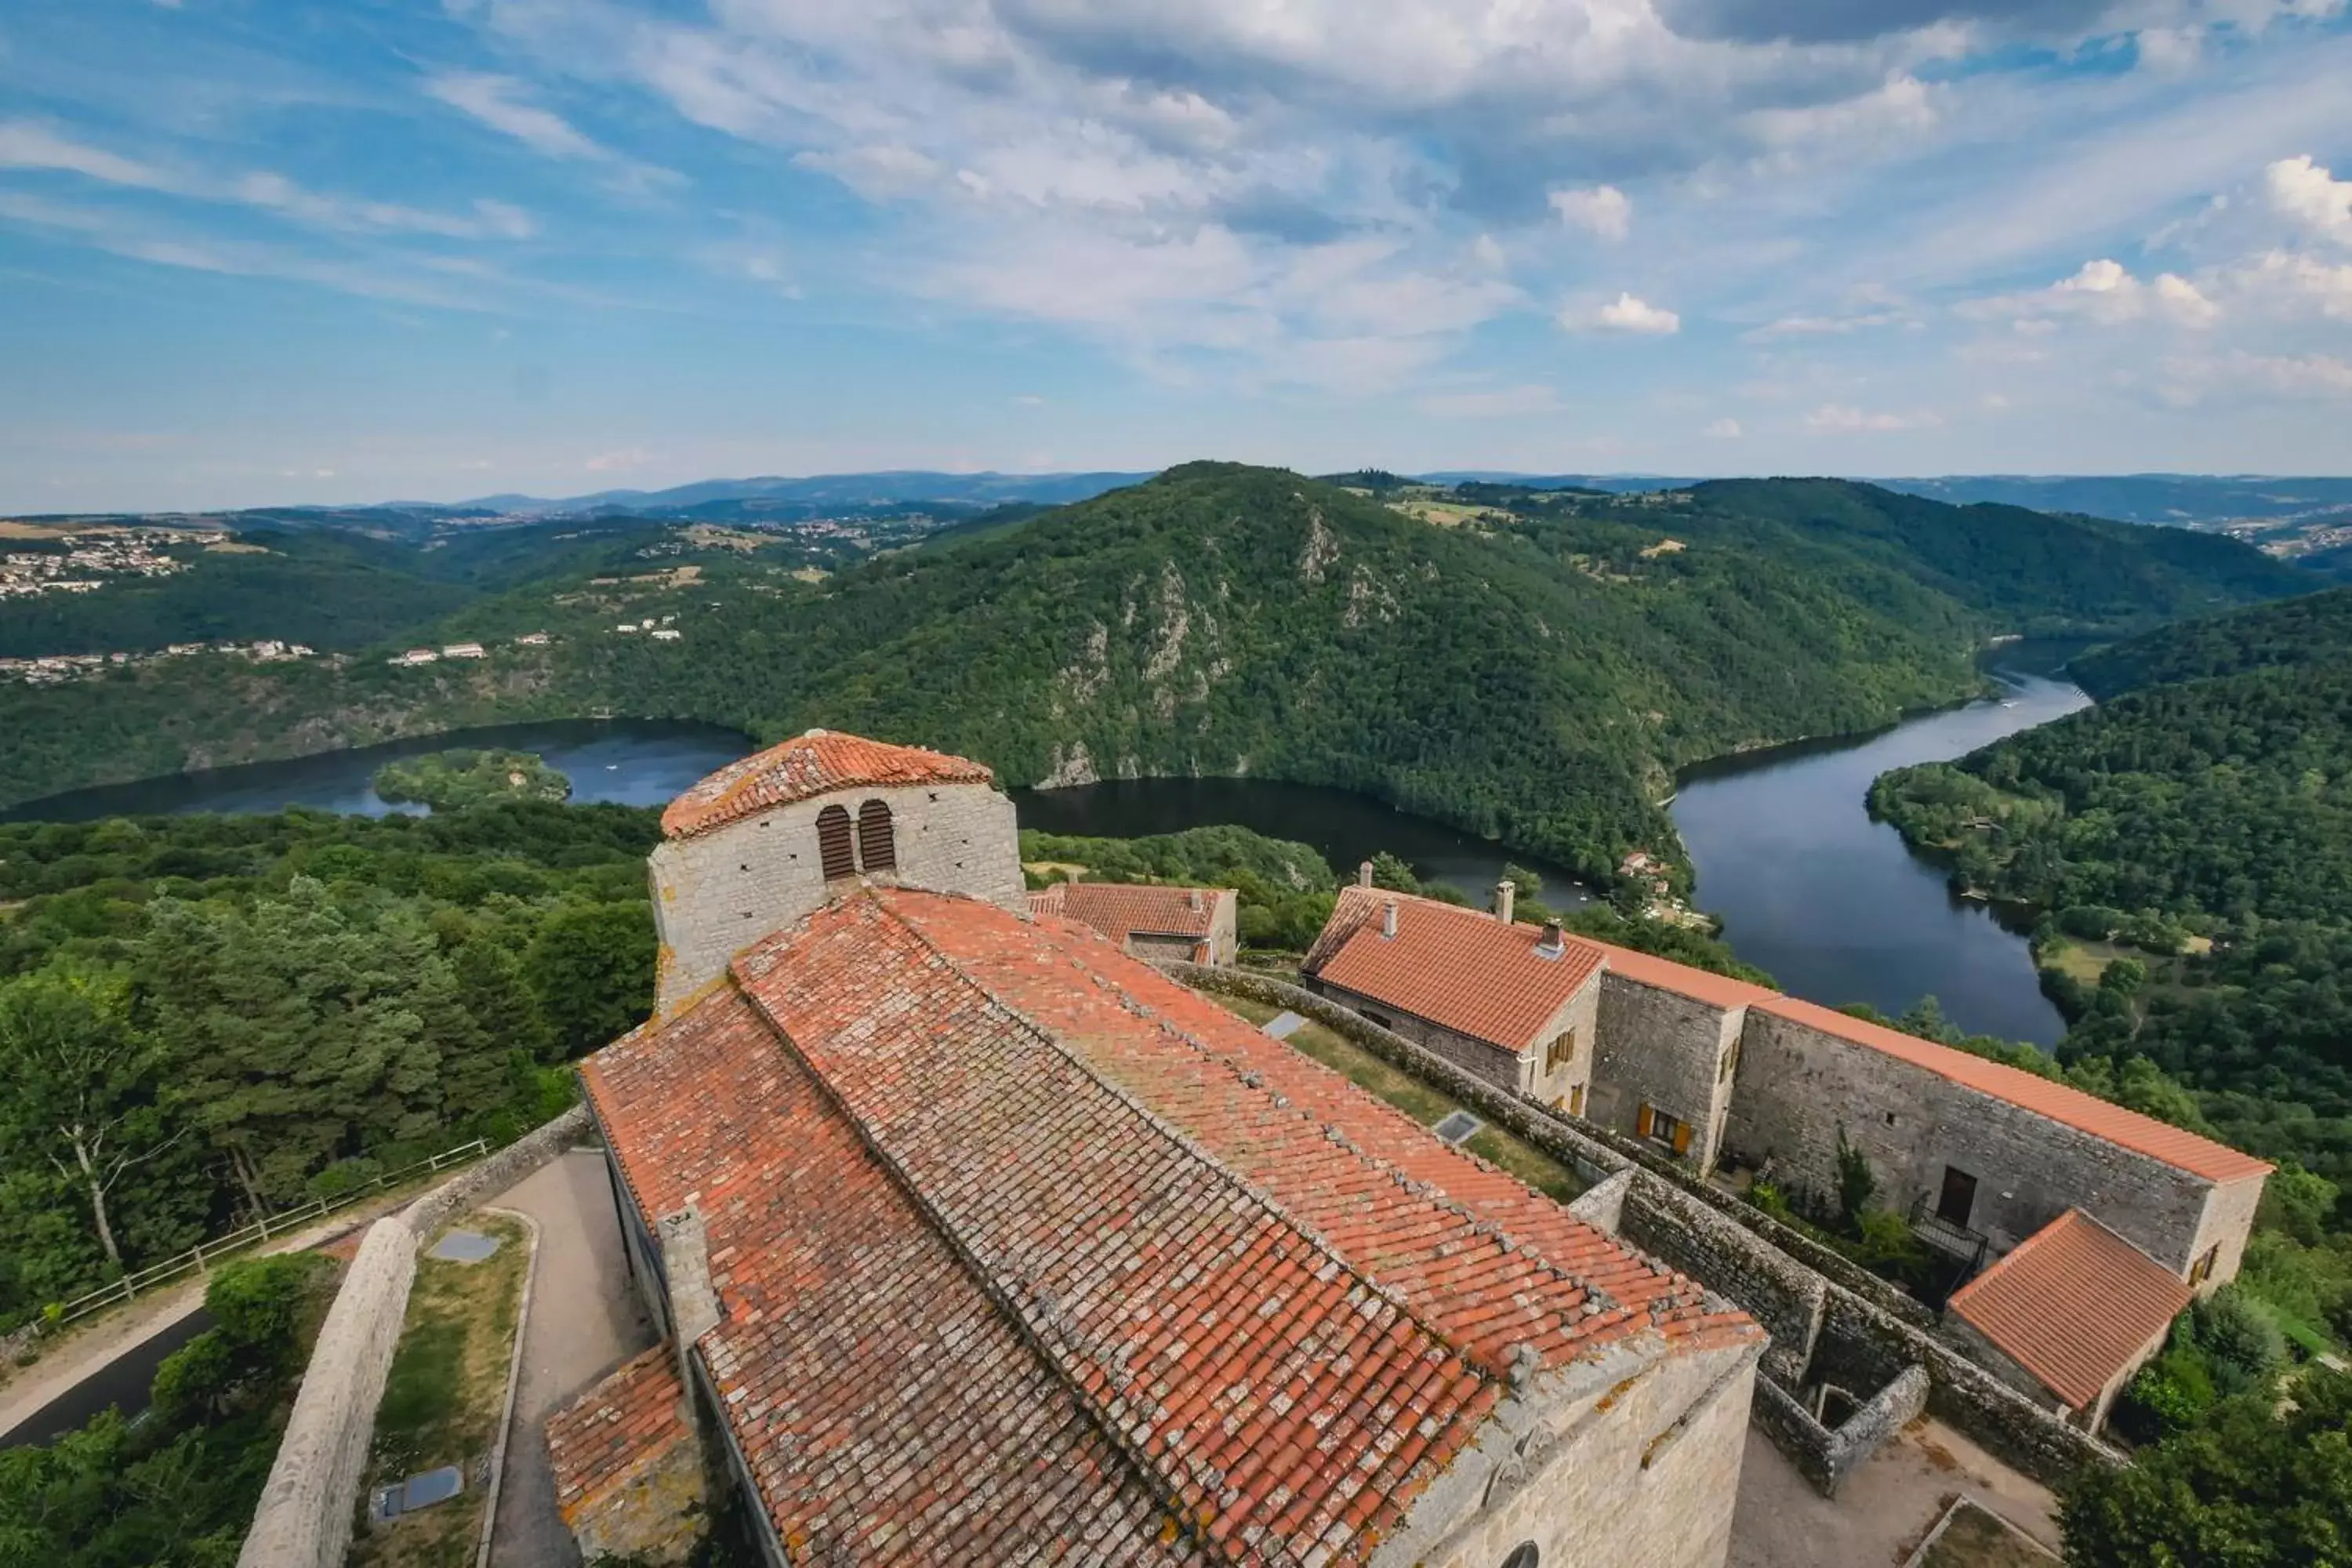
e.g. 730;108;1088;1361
1494;879;1515;925
1537;920;1564;956
1187;888;1203;913
1381;900;1399;939
1358;860;1375;888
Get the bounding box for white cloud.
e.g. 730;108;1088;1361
425;72;681;191
1704;417;1743;437
1961;258;2218;328
1806;403;1939;431
0;122;176;189
2163;350;2352;403
1550;184;1630;241
1744;309;1906;340
2264;154;2352;245
2226;249;2352;320
234;173;538;239
1564;292;1680;334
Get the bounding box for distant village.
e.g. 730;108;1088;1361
0;638;318;686
0;528;193;599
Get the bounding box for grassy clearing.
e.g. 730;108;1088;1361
1204;993;1583;1202
350;1212;529;1568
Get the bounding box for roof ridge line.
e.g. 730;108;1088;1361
856;888;1515;1561
739;894;1394;1568
1045;940;1635;1346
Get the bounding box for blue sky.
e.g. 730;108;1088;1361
3;0;2350;512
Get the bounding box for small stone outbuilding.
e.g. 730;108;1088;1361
1026;878;1240;964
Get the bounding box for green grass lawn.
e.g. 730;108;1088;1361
1204;992;1584;1202
352;1212;529;1568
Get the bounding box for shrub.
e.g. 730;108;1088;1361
1834;1130;1876;1233
2111;1345;2215;1444
2188;1287;2287;1395
149;1329;235;1425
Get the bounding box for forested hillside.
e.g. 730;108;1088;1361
0;804;655;1327
0;465;2301;890
2067;584;2352;698
1872;597;2352;1208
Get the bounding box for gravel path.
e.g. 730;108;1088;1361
487;1148;658;1568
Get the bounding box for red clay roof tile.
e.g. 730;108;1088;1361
1946;1209;2194;1410
544;1345;692;1525
583;884;1755;1566
1030;881;1230;944
1307;886;1603;1055
659;728;992;840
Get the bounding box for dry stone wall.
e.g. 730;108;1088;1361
1592;974;1742;1173
1168;964;2124;1493
236;1109;591;1568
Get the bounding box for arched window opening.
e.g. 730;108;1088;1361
857;800;897;873
817;804;856;880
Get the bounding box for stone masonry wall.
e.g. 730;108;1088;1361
2187;1172;2266;1294
1751;1365;1929;1498
236;1111;591;1567
651;780;1023;1010
1723;1009;2216;1271
234;1219;416;1568
1525;978;1600;1113
1171;965;2124;1491
1374;1338;1762;1568
1593;974;1744;1174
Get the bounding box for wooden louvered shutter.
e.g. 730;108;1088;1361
1673;1120;1694;1156
856;800;896;872
817;804;855;880
1636;1105;1654;1138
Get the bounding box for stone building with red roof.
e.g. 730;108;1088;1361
1300;873;2270;1435
567;733;1767;1567
1027;877;1240;965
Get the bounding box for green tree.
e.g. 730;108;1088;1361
2062;1370;2352;1566
1835;1128;1878;1233
523;901;655;1059
0;964;180;1270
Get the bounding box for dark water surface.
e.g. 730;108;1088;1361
0;719;754;823
1668;644;2091;1044
1008;777;1594;908
7;649;2087;1044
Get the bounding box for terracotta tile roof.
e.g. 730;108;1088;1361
1301;888;2269;1184
1946;1209;2194;1410
659;728;993;840
545;1345;693;1526
1753;995;2271;1185
582;982;1195;1566
582;885;1755;1567
1033;881;1230;944
1305;885;1605;1054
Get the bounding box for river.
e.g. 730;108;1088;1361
4;655;2088;1043
1670;644;2089;1044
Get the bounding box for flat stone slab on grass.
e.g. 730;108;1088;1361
1907;1499;2057;1568
373;1464;465;1521
1261;1011;1307;1040
426;1229;502;1264
1431;1110;1483;1145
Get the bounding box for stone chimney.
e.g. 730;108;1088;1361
1381;900;1399;939
1537;920;1564;957
1358;860;1375;888
1187;888;1203;913
1494;879;1515;925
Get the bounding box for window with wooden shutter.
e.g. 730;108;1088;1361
1672;1120;1693;1156
1636;1105;1654;1138
1569;1083;1585;1117
817;804;856;880
856;799;896;872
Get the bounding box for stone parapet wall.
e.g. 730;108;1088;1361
236;1109;593;1567
235;1218;416;1568
1167;964;2124;1492
401;1104;591;1240
1751;1365;1929;1498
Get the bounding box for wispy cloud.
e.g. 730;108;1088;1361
424;72;681;193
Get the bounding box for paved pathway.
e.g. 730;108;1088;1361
489;1148;659;1568
0;1191;412;1443
1730;1415;2060;1568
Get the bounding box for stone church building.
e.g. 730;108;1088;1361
559;731;1765;1567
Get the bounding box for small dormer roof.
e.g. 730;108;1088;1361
659;729;993;840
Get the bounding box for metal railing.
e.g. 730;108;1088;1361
45;1138;491;1329
1908;1196;1993;1279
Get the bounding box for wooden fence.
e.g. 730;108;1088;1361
47;1138;492;1329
